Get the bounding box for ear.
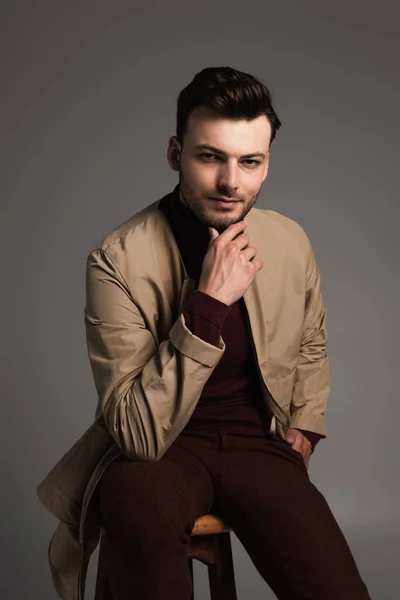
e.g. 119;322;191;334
166;136;181;172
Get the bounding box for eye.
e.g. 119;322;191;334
200;153;218;160
243;160;260;167
198;154;260;167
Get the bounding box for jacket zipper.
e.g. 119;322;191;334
253;340;289;434
243;299;290;435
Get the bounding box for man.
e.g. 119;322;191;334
37;66;371;599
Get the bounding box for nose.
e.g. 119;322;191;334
217;161;239;195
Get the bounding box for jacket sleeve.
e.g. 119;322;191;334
289;239;330;437
84;249;225;462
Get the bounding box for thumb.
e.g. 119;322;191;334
285;434;296;445
208;227;219;243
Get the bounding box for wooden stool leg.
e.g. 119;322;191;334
188;557;194;600
96;526;236;600
208;532;237;600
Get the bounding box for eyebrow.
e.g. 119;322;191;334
194;144;267;159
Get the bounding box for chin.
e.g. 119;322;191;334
212;217;241;233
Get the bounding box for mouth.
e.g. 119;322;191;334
209;197;240;209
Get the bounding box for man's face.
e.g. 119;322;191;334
167;107;271;232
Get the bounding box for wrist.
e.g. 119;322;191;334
196;286;230;307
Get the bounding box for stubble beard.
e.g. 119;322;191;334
178;170;261;233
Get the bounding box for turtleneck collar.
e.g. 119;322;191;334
158;184;212;283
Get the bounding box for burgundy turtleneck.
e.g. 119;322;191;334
158;185;322;451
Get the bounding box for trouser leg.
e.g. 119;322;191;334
213;434;371;600
98;439;214;600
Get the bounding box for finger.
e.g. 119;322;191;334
285;431;298;445
286;428;303;444
241;245;257;261
302;438;312;455
217;221;248;243
291;443;303;453
251;258;263;271
232;232;250;250
208;227;220;243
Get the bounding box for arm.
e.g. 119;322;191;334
85;249;227;462
183;290;231;346
289;239;330;437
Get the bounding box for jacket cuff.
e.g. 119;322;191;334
289;414;327;438
169;312;226;368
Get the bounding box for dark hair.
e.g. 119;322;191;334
176;66;281;146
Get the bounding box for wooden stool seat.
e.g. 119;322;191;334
95;513;237;599
190;513;232;536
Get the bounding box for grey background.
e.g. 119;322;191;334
1;1;399;598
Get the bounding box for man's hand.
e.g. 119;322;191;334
197;221;263;306
285;429;312;469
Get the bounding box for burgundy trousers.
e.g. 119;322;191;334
98;430;371;599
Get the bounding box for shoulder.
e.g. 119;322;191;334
86;194;183;281
99;201;164;249
88;199;170;262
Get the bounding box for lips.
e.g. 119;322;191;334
209;197;240;209
210;197;239;203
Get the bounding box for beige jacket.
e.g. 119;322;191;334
37;190;330;600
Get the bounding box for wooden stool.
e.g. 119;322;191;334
95;513;237;600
